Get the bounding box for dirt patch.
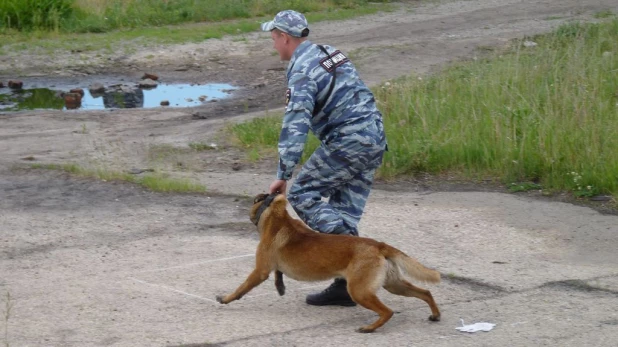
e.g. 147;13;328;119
1;0;616;198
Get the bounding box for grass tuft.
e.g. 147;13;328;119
30;163;206;193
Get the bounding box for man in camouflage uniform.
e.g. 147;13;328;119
262;10;387;306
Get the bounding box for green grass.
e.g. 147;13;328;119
0;1;392;52
229;116;320;163
30;163;206;193
229;19;618;198
139;174;206;193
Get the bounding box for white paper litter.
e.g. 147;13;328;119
456;319;496;333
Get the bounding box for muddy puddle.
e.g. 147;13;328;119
0;78;237;112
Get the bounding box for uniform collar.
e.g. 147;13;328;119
287;40;313;76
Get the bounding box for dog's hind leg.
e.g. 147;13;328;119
383;279;441;322
347;262;394;333
275;270;285;296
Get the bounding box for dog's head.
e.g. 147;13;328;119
250;192;281;226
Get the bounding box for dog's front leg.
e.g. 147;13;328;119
216;268;270;304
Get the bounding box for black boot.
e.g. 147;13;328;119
305;278;357;306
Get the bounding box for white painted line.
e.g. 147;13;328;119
129;277;219;304
139;253;255;273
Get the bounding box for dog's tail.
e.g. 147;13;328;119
380;244;440;283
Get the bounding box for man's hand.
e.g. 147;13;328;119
269;179;287;194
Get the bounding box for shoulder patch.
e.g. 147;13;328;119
319;50;349;73
285;88;291;105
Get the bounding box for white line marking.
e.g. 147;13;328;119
129;277;218;304
140;253;255;273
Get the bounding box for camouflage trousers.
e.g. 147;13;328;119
287;120;386;236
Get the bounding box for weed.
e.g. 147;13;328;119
3;291;12;347
594;10;614;19
188;142;216;151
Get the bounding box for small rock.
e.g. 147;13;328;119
198;95;208;102
523;40;537;48
186;98;193;102
0;81;4;88
231;163;242;171
142;73;159;81
8;80;23;89
252;82;266;88
139;78;158;89
590;195;612;202
192;112;209;119
63;93;82;109
70;88;85;97
21;156;36;161
160;100;170;106
602;51;612;58
89;83;106;94
128;168;155;175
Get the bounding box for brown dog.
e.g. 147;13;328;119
216;193;441;333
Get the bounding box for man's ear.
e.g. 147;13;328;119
281;32;292;44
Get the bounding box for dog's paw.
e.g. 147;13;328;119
356;327;376;334
429;314;441;322
216;295;227;304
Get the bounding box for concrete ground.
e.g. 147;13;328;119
1;169;617;346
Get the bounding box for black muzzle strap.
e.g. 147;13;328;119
253;193;278;226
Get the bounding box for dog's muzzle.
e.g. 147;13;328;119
253;193;279;226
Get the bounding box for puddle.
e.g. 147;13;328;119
0;83;237;112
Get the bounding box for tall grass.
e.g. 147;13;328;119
230;19;618;197
377;19;618;196
0;0;389;33
0;0;73;31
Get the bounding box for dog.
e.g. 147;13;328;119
216;193;441;333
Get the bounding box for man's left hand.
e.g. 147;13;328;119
269;179;287;194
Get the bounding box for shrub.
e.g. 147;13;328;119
0;0;74;31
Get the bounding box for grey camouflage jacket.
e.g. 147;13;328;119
277;40;384;180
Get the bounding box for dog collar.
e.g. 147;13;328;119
253;193;278;226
